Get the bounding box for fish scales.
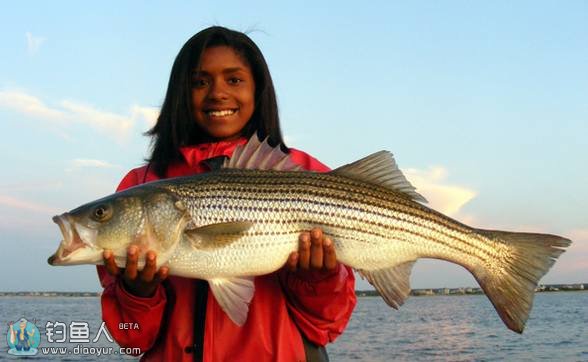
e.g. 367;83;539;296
162;169;493;277
168;170;472;241
176;171;491;265
172;171;488;254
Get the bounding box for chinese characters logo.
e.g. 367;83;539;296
45;320;113;343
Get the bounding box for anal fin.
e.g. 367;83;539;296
358;261;415;309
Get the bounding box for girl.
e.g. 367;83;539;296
98;26;356;362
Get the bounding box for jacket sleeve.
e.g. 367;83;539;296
280;149;357;345
279;265;356;345
97;167;167;352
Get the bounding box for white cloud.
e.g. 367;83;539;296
0;181;64;192
70;159;121;169
567;228;588;241
65;159;121;173
404;166;477;217
0;89;65;121
131;105;159;128
537;227;588;283
26;32;45;55
0;194;59;215
0;89;160;143
563;228;588;270
60;99;134;141
283;135;297;145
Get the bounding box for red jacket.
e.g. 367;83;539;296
98;138;356;361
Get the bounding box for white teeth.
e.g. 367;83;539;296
207;109;236;117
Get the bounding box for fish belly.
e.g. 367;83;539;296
168;231;300;279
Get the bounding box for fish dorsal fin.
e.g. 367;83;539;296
358;261;416;309
332;151;427;203
223;135;302;171
208;276;255;326
184;221;254;250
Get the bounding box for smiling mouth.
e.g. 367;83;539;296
205;109;238;117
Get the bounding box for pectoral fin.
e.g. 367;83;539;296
208;276;255;326
184;221;254;250
358;261;415;309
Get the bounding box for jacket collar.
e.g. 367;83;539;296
179;137;248;168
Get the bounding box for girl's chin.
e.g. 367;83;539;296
197;121;249;141
206;129;244;141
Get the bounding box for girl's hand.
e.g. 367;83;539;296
285;228;338;274
103;246;169;298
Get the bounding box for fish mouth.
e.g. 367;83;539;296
49;214;96;265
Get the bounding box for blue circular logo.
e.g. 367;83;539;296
6;318;41;356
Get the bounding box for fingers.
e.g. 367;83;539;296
323;236;338;271
153;266;170;284
140;251;157;283
103;250;120;276
119;246;166;297
293;228;338;272
124;245;139;281
310;228;324;269
126;247;161;283
298;232;311;270
286;252;299;272
103;247;161;281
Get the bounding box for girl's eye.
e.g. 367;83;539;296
228;77;243;85
192;78;209;88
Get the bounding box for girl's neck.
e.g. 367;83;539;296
193;136;246;147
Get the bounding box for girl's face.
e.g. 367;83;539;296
191;46;256;141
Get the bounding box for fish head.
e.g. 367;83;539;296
48;187;190;268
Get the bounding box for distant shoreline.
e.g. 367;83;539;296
1;283;585;298
359;283;587;297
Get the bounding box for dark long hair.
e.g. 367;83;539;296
146;26;284;177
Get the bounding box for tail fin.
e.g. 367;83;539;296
472;229;571;333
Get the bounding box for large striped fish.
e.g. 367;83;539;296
48;136;570;332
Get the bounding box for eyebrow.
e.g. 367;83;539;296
193;67;247;75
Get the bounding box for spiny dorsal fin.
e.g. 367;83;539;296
223;135;302;171
357;261;416;309
332;151;427;203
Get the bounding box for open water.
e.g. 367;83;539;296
329;292;587;361
1;292;586;361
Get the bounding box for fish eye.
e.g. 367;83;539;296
92;204;112;222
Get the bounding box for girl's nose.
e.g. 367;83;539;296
207;80;229;100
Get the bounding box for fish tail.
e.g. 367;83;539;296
472;229;571;333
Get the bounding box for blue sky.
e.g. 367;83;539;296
1;2;586;291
